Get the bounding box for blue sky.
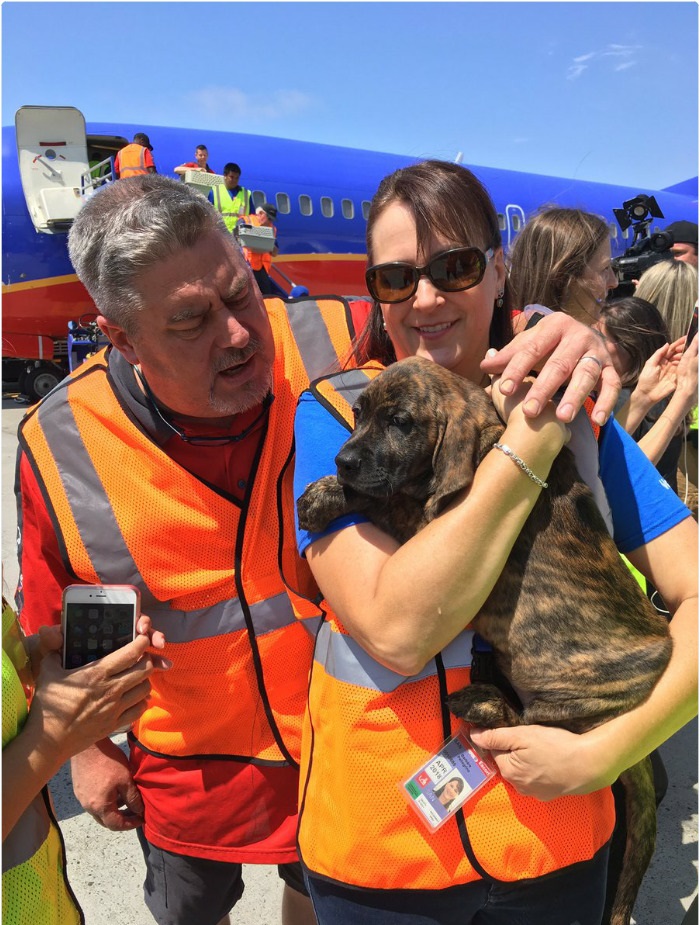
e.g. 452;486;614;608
2;2;697;190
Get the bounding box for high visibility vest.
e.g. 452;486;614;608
291;367;615;890
115;143;150;179
240;213;276;272
212;185;252;232
2;603;83;925
18;298;360;766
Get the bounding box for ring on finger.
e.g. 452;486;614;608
577;355;604;372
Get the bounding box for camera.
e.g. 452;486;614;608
611;195;674;296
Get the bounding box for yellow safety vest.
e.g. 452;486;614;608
2;601;83;925
212;185;252;232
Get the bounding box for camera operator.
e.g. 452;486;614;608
665;220;698;268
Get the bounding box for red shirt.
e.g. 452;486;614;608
17;358;301;863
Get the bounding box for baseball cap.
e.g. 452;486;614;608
665;220;698;247
260;202;277;220
134;132;153;151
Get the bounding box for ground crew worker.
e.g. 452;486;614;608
174;144;214;177
209;162;251;230
114;133;156;179
238;202;279;295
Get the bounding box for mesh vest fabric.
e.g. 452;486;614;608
18;298;359;765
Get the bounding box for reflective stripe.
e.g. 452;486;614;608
36;397;157;606
2;792;49;873
285;300;346;381
314;620;473;692
145;591;298;643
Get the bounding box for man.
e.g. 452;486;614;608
209;162;251;231
238;202;280;296
174;144;214;177
15;175;365;925
114;132;156;179
665;220;698;267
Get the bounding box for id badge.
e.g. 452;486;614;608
400;729;497;831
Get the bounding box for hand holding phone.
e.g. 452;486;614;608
61;584;140;669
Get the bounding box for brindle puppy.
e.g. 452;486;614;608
297;355;672;925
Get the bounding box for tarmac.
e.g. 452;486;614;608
2;392;698;925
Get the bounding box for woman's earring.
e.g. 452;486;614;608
382;317;388;330
495;290;504;309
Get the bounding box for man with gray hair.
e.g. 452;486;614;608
14;174;362;925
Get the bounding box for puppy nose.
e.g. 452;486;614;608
335;448;361;476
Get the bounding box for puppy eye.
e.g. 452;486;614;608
391;413;413;434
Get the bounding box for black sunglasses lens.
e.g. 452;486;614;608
430;249;485;291
367;264;417;302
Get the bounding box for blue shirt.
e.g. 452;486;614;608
293;387;690;557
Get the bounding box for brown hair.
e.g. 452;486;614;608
347;160;513;367
508;207;610;322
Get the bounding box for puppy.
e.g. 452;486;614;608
297;355;672;925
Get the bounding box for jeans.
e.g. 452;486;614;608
304;842;610;925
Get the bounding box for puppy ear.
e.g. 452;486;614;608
424;387;503;522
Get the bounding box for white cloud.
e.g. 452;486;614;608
183;86;314;123
567;43;644;80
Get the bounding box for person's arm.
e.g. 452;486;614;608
635;336;697;465
3;620;168;841
173;163;197;176
300;382;569;675
481;310;620;425
615;337;684;434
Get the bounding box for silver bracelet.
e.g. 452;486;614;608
493;443;548;489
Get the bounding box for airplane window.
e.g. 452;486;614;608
321;196;334;218
252;190;266;209
276;193;291;215
497;213;506;232
511;214;522;231
341;199;354;220
609;224;618;239
299;194;313;216
361;201;371;221
622;227;630;240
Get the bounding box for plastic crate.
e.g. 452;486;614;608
237;224;276;253
183;170;225;197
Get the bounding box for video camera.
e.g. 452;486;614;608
611;195;674;296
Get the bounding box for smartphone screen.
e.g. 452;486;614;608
684;304;698;352
62;586;139;668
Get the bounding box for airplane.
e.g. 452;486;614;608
3;105;697;401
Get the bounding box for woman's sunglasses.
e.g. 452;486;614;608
365;246;494;304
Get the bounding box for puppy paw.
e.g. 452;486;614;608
297;476;349;532
447;683;521;727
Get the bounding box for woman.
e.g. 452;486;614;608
635;259;697;342
508;206;618;324
435;777;465;811
597;296;670;388
292;162;696;925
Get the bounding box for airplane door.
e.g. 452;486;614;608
15;106;89;233
504;203;527;249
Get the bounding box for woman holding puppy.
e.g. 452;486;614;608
291;161;697;924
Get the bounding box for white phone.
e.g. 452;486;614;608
61;584;140;669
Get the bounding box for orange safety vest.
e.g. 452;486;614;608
240;213;276;272
18;297;360;766
289;366;615;891
116;143;150;178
